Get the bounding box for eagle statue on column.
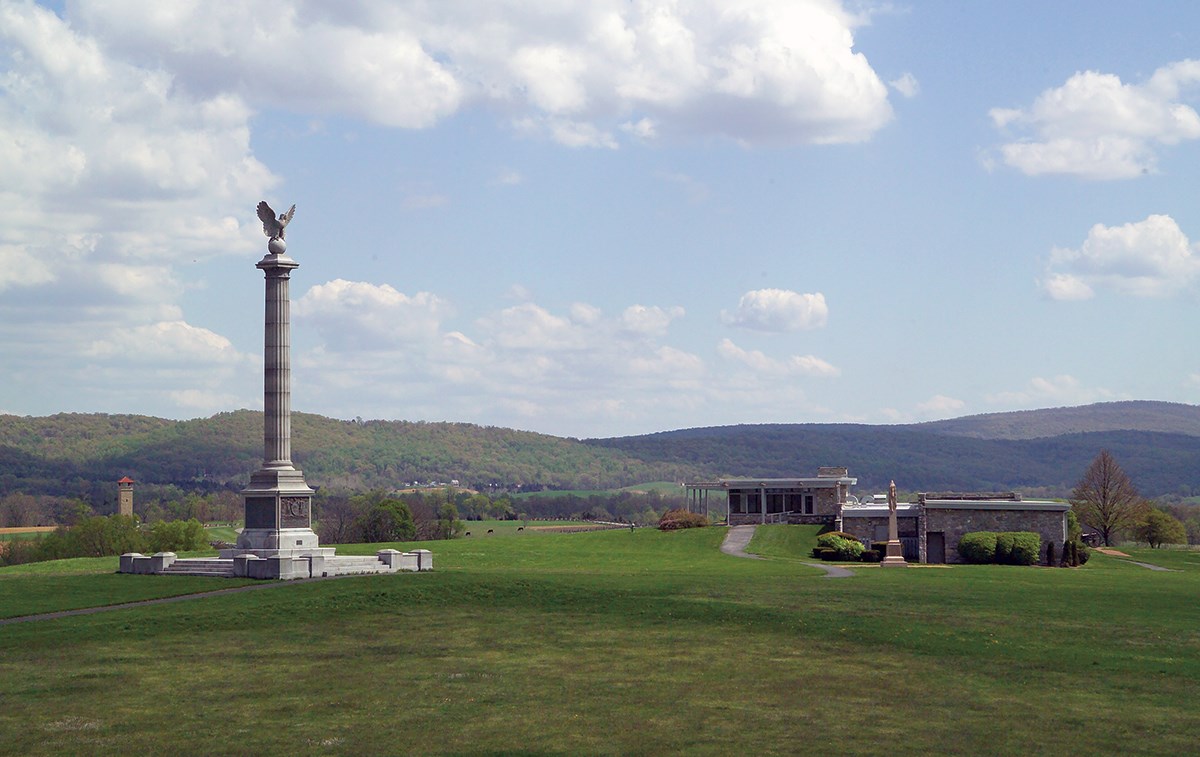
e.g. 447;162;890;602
257;201;296;242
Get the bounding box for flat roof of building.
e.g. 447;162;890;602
922;499;1069;512
684;476;857;489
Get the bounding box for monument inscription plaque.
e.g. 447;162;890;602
280;497;311;528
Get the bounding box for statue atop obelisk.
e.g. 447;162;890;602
880;479;908;567
226;201;323;556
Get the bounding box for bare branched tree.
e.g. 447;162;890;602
1070;450;1147;546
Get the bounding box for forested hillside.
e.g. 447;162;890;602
2;401;1198;501
0;411;699;498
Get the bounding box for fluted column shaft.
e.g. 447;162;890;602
257;254;299;468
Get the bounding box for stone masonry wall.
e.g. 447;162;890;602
815;488;840;517
925;508;1067;564
841;516;919;544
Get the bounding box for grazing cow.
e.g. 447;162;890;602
465;532;471;537
487;529;494;534
517;527;524;531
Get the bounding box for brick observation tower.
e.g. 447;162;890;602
117;476;134;517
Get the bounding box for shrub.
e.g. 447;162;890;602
991;532;1040;565
860;549;881;563
958;532;997;564
148;518;206;553
0;538;42;567
1000;532;1040;565
959;531;1039;565
816;547;837;561
870;540;889;555
816;531;859;547
994;532;1014;564
658;509;709;531
817;535;864;561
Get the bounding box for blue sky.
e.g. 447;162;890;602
2;1;1199;437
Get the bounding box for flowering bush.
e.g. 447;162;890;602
658;509;709;531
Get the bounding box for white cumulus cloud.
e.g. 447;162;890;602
70;0;893;149
717;339;839;377
295;279;448;350
1041;214;1200;299
991;61;1200;179
890;72;920;98
722;289;829;331
915;394;964;417
987;375;1116;407
620;305;685;336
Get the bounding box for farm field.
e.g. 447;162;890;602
1;526;1198;754
0;526;56;542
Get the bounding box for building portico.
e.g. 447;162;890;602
684;467;857;526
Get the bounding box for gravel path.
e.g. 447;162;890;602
719;525;853;578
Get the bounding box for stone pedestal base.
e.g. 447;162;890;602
120;548;433;579
227;527;324;554
880;540;908;567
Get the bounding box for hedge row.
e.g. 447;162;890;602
957;531;1041;565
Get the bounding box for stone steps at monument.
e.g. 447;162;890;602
325;556;391;573
160;559;237;577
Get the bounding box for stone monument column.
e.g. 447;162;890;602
228;202;325;557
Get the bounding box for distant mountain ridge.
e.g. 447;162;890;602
910;401;1200;440
0;401;1196;499
584;401;1200;497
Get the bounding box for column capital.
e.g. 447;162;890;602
257;253;300;273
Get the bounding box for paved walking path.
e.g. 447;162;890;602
1124;560;1175;572
719;525;853;578
720;525;762;559
1095;546;1174;571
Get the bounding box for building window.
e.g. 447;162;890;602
729;493;743;513
803;494;815;515
767;491;785;513
746;491;762;513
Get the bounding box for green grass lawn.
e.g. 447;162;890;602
1;526;1198;754
202;525;240;543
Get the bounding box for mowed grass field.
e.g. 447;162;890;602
1;526;1198;755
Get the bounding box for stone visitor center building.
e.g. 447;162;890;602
683;467;1070;564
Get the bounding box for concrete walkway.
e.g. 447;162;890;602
719;525;853;578
720;525;762;559
1095;546;1174;571
1124;560;1175;572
